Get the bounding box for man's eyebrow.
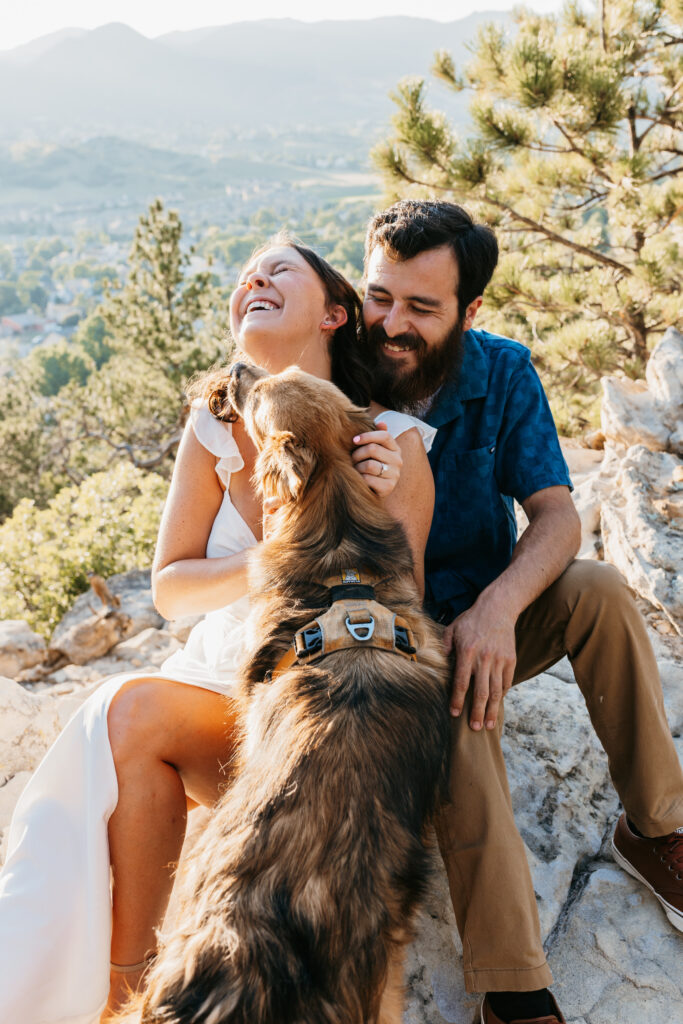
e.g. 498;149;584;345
366;283;442;308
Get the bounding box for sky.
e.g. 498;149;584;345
1;0;563;51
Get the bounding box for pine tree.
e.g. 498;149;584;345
0;201;230;515
49;199;230;482
374;0;683;431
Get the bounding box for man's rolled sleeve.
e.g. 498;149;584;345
495;360;573;504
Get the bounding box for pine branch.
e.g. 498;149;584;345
648;166;683;182
485;198;633;274
550;120;614;184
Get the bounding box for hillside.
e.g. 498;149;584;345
0;15;509;141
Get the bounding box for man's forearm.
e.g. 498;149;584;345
477;498;580;621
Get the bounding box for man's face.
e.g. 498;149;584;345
363;244;465;410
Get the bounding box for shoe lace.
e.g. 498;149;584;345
660;830;683;877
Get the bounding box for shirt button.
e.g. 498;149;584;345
489;445;496;454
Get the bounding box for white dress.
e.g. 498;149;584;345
0;403;435;1024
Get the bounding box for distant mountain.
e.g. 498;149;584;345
0;15;511;142
0;27;87;65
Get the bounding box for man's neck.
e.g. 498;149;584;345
405;387;442;419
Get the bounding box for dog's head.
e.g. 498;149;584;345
228;362;373;503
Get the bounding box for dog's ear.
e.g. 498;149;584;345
259;430;317;503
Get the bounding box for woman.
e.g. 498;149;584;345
0;237;436;1024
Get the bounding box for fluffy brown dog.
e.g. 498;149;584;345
115;365;450;1024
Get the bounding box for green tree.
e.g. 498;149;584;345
0;246;14;278
26;341;93;396
0;462;168;636
0;200;231;519
0;281;21;314
375;0;683;431
47;199;230;484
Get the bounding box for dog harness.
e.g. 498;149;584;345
271;569;417;677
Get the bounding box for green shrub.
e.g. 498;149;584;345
0;463;168;637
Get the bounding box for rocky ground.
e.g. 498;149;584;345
1;329;681;1022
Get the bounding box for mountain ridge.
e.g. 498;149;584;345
0;15;511;141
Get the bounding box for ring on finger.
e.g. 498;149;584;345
378;462;387;477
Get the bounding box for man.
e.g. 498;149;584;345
362;199;683;1024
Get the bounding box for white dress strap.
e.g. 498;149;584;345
374;410;436;453
190;399;244;488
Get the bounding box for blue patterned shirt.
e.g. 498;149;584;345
424;328;573;623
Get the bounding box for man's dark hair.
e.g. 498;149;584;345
364;200;499;313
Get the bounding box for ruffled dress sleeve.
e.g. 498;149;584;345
190;399;244;489
374;409;437;454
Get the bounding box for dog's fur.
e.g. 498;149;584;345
115;366;450;1024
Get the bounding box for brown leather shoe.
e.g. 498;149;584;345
480;994;566;1024
612;812;683;931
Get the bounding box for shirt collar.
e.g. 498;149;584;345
427;328;489;427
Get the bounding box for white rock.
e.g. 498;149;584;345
600;377;670;451
51;569;164;657
164;613;205;644
49;608;133;665
112;627;182;668
0;620;47;677
502;676;620;938
645;327;683;415
0;677;72;777
669;423;683;457
601;446;683;631
548;865;683;1023
560;440;604;486
571;475;609;558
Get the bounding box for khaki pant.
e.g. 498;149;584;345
434;560;683;994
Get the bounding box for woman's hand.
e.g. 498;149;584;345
351;422;403;497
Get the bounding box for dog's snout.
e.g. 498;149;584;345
230;361;247;379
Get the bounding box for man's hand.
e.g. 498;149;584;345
444;597;517;730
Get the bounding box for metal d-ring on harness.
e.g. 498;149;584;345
271;569;418;678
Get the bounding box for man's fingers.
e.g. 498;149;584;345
450;649;473;717
484;668;504;730
502;660;515;696
469;663;490;731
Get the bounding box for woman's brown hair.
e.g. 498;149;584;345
187;234;374;421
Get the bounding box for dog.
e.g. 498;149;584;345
116;364;450;1024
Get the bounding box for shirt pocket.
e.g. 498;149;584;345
435;444;498;546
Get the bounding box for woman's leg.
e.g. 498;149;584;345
102;678;240;1019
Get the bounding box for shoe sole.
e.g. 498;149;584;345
611;839;683;932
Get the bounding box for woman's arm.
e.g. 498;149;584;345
151;422;251;620
379;427;434;599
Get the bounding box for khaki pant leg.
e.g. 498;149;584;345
433;557;683;995
434;687;552;994
516;559;683;835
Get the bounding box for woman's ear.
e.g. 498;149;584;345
320;304;348;331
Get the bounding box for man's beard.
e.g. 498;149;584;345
368;318;465;414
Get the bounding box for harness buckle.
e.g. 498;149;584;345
295;624;324;658
345;615;375;642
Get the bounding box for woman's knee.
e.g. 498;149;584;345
107;678;169;768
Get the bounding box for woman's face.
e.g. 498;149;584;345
230;245;333;374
